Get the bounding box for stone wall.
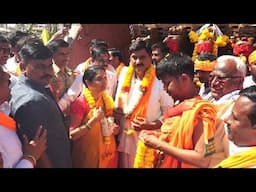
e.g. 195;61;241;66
68;24;131;69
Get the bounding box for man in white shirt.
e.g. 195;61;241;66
208;55;248;157
114;39;173;168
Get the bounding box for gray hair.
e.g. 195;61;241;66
217;55;247;77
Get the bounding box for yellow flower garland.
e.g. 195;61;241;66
119;64;156;135
188;31;198;43
84;88;114;116
193;76;202;90
121;64;155;94
84;88;96;109
134;134;168;168
189;28;229;61
83;88;114;143
134;140;155;168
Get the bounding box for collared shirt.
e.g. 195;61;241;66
10;74;72;168
210;90;240;105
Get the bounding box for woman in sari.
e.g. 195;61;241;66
69;65;118;168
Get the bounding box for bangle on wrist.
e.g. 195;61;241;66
84;123;91;130
23;154;36;167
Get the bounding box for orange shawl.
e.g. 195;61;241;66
0;112;16;132
159;97;217;168
120;64;156;121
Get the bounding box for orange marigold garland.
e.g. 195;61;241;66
119;64;157;167
119;64;156;135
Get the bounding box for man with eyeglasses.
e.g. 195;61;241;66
208;55;248;158
207;55;246;105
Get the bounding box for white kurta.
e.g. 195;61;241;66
115;67;174;157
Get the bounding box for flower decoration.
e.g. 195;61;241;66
188;30;198;43
83;88;115;144
189;24;229;61
215;35;229;47
119;64;156;135
134;140;155;168
83;88;114;116
121;64;155;96
198;28;214;40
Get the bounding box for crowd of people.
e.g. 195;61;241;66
1;24;256;168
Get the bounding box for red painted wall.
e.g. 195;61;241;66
69;24;131;69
